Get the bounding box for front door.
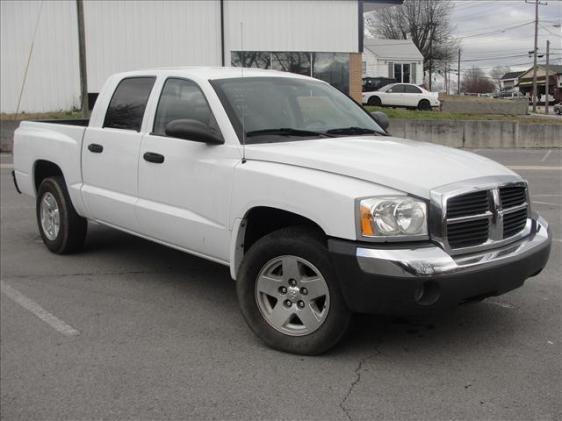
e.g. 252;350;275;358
136;77;237;262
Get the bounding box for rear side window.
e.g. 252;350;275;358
153;78;219;136
104;77;155;131
404;85;422;94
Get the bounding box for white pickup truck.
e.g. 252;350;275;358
13;67;551;355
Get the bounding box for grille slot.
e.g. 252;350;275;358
447;219;489;248
500;186;526;208
503;208;528;238
446;190;490;218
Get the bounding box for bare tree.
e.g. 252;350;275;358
461;66;496;94
490;65;511;91
365;0;458;75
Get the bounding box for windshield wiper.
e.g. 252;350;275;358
325;127;381;136
246;128;333;138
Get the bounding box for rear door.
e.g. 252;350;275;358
81;76;155;231
403;84;424;107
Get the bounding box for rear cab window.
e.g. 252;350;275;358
103;77;156;131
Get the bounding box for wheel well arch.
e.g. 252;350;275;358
33;160;64;194
230;206;327;280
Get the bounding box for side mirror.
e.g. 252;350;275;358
165;119;223;144
370;111;389;131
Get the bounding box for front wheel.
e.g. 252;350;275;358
367;96;382;106
237;226;351;355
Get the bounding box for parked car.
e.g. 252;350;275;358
495;91;527;100
12;68;551;355
362;76;396;92
362;83;440;110
554;103;562;115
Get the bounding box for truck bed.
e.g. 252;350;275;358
34;119;89;126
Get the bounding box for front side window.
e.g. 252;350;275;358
104;77;155;131
211;77;383;144
153;78;220;137
387;84;405;93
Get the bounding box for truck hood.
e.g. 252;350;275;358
244;136;518;199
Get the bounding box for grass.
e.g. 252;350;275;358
365;106;562;125
1;111;85;121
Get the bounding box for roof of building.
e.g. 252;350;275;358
501;71;525;80
363;38;424;61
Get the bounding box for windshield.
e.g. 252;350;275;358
211;77;384;144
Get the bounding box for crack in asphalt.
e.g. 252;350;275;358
339;351;380;421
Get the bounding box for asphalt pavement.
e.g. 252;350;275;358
1;149;560;420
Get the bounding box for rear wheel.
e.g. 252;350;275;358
367;96;382;106
418;99;431;111
36;176;87;254
237;226;351;355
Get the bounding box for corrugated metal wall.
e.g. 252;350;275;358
0;0;81;114
224;0;358;62
83;0;222;92
1;0;360;113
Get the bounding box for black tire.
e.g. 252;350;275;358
237;226;351;355
418;99;431;111
367;96;382;106
36;176;87;254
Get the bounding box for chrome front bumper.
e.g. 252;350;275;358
356;215;551;278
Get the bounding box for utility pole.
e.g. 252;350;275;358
457;49;461;95
428;25;434;91
76;0;89;117
527;0;547;113
545;39;550;115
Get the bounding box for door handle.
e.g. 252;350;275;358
143;152;165;164
88;143;103;153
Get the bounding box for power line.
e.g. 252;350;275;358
457;21;535;39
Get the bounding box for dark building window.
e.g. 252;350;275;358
231;51;349;94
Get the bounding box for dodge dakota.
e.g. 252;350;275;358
13;67;551;355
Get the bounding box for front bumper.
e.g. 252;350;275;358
328;215;551;315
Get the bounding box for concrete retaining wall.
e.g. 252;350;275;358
441;99;528;115
389;119;561;149
1;119;560;152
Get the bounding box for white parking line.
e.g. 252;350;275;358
0;280;80;337
508;166;562;171
533;201;562;207
540;150;552;162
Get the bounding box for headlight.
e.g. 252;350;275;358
359;197;428;239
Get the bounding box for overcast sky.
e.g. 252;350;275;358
451;0;562;74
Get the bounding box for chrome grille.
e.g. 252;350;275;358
500;186;526;208
447;218;489;248
446;190;490;218
503;207;528;238
431;178;531;255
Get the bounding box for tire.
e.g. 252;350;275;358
237;226;351;355
36;176;87;254
418;99;431;111
367;96;382;106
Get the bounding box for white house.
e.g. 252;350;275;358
0;0;403;114
362;38;424;84
500;71;525;93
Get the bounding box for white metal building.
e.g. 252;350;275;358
1;0;402;114
363;38;424;84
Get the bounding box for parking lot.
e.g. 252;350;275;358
1;149;560;420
